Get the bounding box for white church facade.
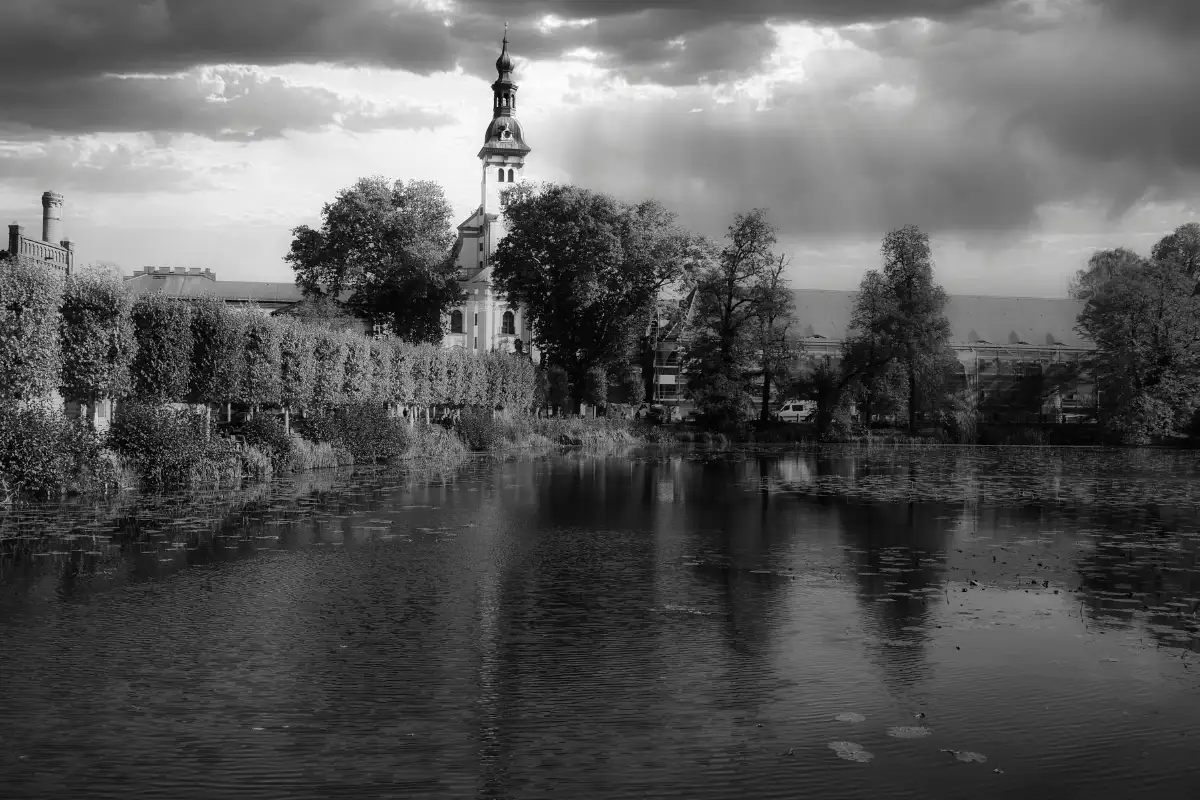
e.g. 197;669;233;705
441;29;534;357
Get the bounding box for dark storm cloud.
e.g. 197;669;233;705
0;67;452;141
0;0;1005;139
540;0;1200;239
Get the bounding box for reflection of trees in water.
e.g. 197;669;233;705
1075;508;1200;653
834;481;961;696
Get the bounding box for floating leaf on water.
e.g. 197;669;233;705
887;726;932;739
828;741;873;762
941;749;987;763
835;712;866;723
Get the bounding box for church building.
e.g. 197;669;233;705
441;28;534;356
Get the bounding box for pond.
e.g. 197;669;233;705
2;447;1199;799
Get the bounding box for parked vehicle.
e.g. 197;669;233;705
776;400;816;423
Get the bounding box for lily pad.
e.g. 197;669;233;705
835;712;866;723
828;741;874;762
941;749;988;763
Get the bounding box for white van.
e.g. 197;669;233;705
777;400;816;423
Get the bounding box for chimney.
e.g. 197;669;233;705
8;223;23;256
41;191;63;244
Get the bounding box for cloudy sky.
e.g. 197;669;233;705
1;0;1196;297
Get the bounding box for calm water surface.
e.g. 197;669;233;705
2;447;1199;799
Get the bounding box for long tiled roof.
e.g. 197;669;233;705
792;289;1089;348
124;273;306;304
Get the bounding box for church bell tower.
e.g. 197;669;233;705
479;24;531;242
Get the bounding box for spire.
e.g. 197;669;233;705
495;22;514;75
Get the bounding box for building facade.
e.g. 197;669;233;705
441;28;535;357
4;191;76;276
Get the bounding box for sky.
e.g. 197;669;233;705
0;0;1197;298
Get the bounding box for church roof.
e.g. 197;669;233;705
481;116;530;153
791;289;1090;349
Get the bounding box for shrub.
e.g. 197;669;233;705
454;406;502;450
241;415;294;470
60;270;136;407
312;329;347;407
0;403;116;499
296;401;411;463
0;259;64;401
107;401;239;487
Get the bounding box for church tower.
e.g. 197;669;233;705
478;24;531;244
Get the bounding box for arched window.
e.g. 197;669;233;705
507;168;514;182
502;310;515;335
497;167;505;182
450;310;463;334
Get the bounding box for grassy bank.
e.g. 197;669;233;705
0;402;666;504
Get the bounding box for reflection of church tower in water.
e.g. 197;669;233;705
443;25;534;355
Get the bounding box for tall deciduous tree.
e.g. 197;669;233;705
492;184;698;407
875;225;953;433
59;271;135;411
1076;253;1200;442
684;208;779;425
754;254;800;422
1151;222;1200;281
0;260;63;402
285;176;464;343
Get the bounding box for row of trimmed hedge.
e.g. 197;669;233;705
0;262;539;412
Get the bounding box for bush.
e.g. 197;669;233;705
296;401;411;463
107;401;239;487
241;414;294;470
0;403;117;499
454;406;502;451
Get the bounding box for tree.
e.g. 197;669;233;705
754;254;800;422
59;271;135;413
1070;247;1144;301
492;184;698;408
240;311;282;409
875;225;953;433
684;209;778;425
0;260;63;402
278;317;316;430
1151;222;1200;281
312;329;347;408
188;297;244;418
1076;254;1200;442
130;293;192;402
285;176;464;343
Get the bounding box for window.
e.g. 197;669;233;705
502;310;515;335
473;336;478;350
478;242;483;251
473;313;478;327
497;168;504;182
450;310;463;334
507;168;514;182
